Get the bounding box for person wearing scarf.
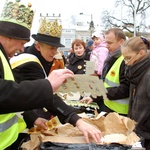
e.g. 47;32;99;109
121;36;150;150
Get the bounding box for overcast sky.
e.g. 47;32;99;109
0;0;116;31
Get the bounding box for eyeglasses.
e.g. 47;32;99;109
124;53;139;63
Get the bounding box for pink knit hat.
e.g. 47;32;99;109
92;31;105;41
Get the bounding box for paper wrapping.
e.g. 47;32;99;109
21;112;140;150
55;75;108;99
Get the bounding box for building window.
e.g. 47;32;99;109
81;37;84;40
65;30;72;33
65;39;71;48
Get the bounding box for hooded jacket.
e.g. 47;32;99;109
90;41;108;75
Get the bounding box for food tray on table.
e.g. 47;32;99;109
64;100;99;116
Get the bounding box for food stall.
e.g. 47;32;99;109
21;75;145;149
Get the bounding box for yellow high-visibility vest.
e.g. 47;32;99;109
10;53;47;77
104;55;129;114
0;50;26;150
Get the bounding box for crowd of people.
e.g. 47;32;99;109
0;0;150;150
0;1;101;149
80;30;150;149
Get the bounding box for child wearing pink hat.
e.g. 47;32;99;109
90;31;108;77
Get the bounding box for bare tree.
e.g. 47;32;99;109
101;0;150;35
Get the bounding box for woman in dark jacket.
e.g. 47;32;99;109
67;39;90;74
121;36;150;149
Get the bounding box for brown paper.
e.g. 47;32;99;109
103;112;136;135
21;133;42;150
21;112;140;149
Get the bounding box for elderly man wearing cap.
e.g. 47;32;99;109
0;1;101;149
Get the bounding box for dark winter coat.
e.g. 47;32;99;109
13;44;64;82
67;52;90;74
0;44;79;129
125;55;150;140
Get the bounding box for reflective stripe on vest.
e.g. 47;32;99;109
0;50;26;150
10;53;47;77
0;115;17;132
104;55;129;114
